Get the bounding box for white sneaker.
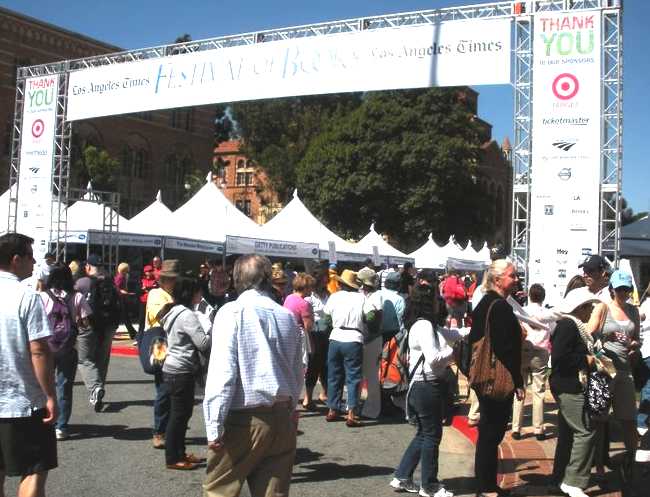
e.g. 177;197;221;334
55;428;68;441
389;477;419;493
419;485;453;497
559;482;588;497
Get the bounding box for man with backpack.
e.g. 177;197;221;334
74;254;120;412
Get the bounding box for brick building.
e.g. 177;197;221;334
213;140;282;225
0;7;215;218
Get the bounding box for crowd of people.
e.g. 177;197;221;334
2;231;650;497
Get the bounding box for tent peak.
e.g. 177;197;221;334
206;171;213;183
370;222;375;232
86;181;93;192
155;190;162;202
428;233;433;242
292;188;298;199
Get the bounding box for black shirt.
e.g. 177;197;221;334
469;290;524;389
549;318;589;395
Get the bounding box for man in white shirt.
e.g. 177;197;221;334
323;269;367;426
0;233;56;497
203;255;302;497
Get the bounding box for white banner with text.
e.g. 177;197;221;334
226;235;320;259
528;11;601;304
66;19;511;121
16;75;59;260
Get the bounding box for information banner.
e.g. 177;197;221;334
67;19;511;121
16;75;59;260
87;230;163;248
226;235;320;259
528;11;601;304
165;236;224;254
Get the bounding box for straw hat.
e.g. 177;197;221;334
335;269;360;290
160;259;181;278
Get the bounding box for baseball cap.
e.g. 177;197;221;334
86;254;102;267
578;254;609;273
609;269;633;290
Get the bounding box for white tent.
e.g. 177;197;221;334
408;234;447;269
0;186;14;234
123;190;173;236
259;189;368;257
355;223;412;263
165;175;260;242
65;184;128;233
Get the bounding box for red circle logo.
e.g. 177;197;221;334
31;119;45;138
552;73;579;100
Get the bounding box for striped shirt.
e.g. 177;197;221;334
203;288;303;441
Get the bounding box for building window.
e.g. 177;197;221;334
236;199;252;217
235;158;255;187
170;109;194;131
122;145;150;179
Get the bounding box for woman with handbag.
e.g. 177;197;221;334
468;260;524;497
159;277;211;470
390;284;467;497
549;291;600;497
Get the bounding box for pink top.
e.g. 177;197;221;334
283;293;313;331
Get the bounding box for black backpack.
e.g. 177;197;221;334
89;274;120;328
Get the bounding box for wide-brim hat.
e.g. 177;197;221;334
558;287;601;314
357;267;378;288
159;259;181;278
335;269;360;290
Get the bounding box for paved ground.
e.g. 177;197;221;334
4;336;648;497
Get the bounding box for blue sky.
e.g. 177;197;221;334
3;0;648;212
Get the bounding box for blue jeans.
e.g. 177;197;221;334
327;340;362;413
153;371;170;435
638;357;650;429
395;381;445;487
55;348;78;431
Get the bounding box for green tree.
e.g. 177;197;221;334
73;144;120;192
296;88;492;251
621;197;648;226
228;93;362;202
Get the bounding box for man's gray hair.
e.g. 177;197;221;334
233;254;273;294
483;259;515;292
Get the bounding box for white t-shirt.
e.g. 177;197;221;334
408;320;466;382
324;290;367;344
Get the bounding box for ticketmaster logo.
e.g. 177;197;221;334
542;117;589;126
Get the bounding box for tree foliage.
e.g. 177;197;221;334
621;197;648;226
73;144;120;192
296;88;492;251
226;94;362;202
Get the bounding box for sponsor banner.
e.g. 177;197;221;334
529;11;601;304
387;256;416;266
165;236;224;254
327;241;337;264
16;75;59;261
87;230;163;247
67;19;511;121
320;250;378;264
226;235;319;259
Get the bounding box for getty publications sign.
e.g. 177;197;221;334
65;19;511;121
16;75;59;260
528;12;601;304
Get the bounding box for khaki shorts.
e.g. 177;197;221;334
610;372;637;421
